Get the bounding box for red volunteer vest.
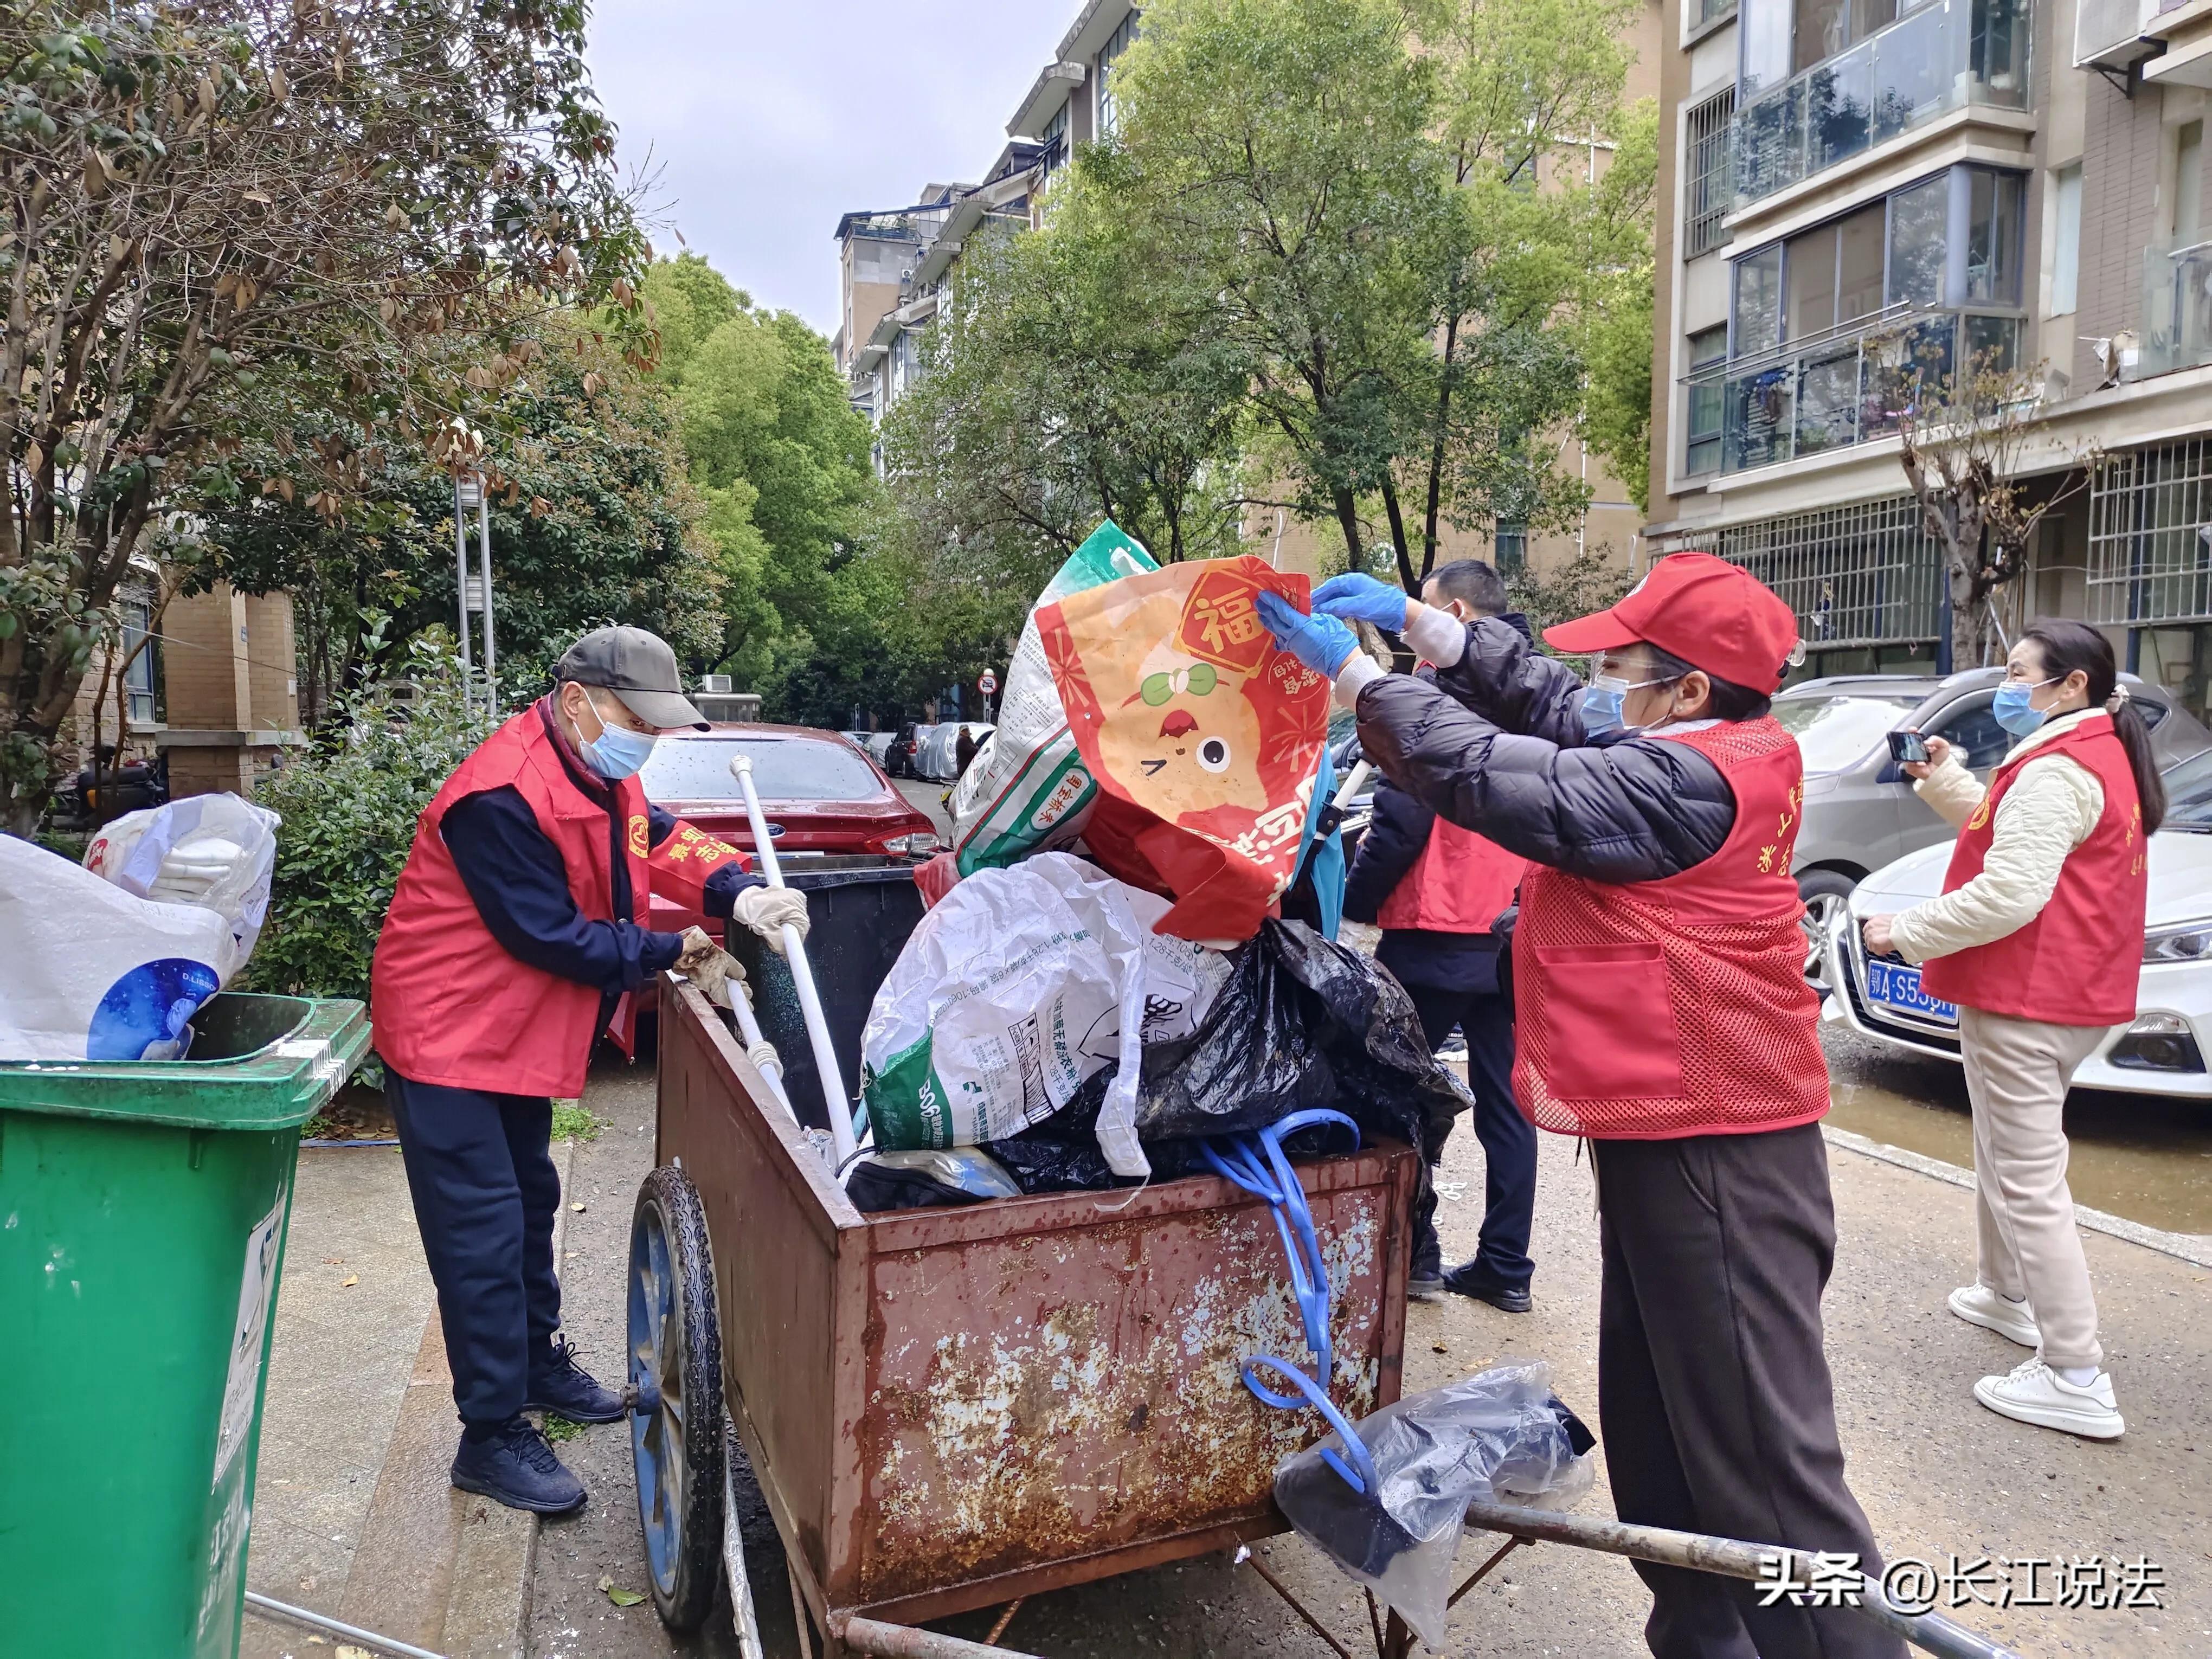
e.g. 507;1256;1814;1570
1920;716;2146;1027
1377;818;1527;935
371;705;746;1098
1512;717;1829;1139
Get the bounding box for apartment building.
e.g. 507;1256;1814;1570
1649;0;2212;710
830;1;1142;443
837;0;1660;584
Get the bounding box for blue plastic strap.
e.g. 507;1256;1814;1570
1242;1355;1379;1495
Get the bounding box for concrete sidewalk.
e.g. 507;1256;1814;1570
240;1133;577;1659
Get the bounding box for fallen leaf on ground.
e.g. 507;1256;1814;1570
341;1276;359;1288
598;1574;646;1606
570;1202;586;1213
336;1647;372;1658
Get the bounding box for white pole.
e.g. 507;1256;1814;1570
721;978;794;1119
453;477;473;719
728;754;858;1163
1332;760;1372;813
477;489;496;716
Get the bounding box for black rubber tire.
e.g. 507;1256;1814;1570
1797;867;1860;985
628;1164;726;1633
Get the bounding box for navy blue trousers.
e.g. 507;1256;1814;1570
387;1072;562;1428
1404;981;1538;1290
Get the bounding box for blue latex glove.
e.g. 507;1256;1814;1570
1256;590;1359;678
1311;571;1411;631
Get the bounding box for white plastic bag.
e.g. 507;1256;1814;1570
949;522;1156;873
0;835;236;1062
859;853;1225;1179
83;793;279;970
1274;1360;1596;1649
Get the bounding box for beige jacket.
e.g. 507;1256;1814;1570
1887;709;2107;966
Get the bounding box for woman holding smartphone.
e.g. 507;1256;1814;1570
1862;621;2163;1440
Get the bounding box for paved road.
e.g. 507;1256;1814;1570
528;1032;2211;1659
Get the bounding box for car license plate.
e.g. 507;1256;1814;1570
1864;959;1959;1026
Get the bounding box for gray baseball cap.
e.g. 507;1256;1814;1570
552;626;710;730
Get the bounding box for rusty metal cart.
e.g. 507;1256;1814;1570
626;864;2024;1659
627;861;1419;1658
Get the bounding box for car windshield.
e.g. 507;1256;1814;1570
2162;748;2212;833
640;738;884;802
1772;695;1919;775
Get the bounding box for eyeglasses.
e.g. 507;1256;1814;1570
1140;664;1219;705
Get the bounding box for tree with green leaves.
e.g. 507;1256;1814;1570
1107;0;1454;578
642;254;879;692
0;0;648;832
199;319;723;721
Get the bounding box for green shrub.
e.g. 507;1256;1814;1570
247;642;485;1002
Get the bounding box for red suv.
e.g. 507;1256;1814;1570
638;724;939;940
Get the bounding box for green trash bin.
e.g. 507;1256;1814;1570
0;991;372;1659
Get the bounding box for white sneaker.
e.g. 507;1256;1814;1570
1972;1358;2124;1441
1948;1283;2040;1348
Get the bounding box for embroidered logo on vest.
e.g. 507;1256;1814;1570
628;814;650;857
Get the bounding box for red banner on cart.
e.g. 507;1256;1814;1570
1038;556;1332;943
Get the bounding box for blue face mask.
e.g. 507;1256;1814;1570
1991;677;2059;738
573;690;657;780
1579;674;1669;736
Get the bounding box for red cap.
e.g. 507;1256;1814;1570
1543;552;1799;693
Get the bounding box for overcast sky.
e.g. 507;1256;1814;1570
587;1;1052;339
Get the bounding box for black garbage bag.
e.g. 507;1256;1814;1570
979;920;1467;1194
844;1148;1024;1213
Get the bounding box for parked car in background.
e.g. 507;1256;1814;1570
1816;746;2212;1099
885;723;931;779
914;722;994;783
861;731;897;767
1776;668;2212;955
638;723;940;941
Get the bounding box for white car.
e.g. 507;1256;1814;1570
1815;748;2212;1098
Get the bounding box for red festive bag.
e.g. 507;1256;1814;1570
1038;556;1332;943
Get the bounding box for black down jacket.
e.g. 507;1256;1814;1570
1353;616;1741;885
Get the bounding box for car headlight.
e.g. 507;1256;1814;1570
2144;918;2212;964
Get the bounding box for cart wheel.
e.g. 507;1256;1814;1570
628;1164;725;1631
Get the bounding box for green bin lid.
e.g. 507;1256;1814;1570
0;993;372;1131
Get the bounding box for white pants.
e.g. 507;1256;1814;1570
1957;1005;2111;1371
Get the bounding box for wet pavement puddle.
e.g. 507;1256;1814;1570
1821;1029;2212;1238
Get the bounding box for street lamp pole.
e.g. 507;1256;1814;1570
477;483;496;713
453;474;477;721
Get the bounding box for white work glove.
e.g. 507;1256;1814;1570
730;884;810;955
672;924;749;1008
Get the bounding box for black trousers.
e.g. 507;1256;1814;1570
387;1072;563;1428
1404;981;1536;1289
1592;1124;1904;1659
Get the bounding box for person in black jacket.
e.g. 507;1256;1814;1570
1259;561;1904;1659
1342;561;1536;1311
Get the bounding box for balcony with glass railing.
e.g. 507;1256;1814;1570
2140;236;2212;379
1686;304;2022;473
1733;0;2030;210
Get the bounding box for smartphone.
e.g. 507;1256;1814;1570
1886;729;1930;766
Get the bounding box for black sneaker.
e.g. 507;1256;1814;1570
524;1336;626;1424
451;1418;587;1515
1442;1261;1532;1314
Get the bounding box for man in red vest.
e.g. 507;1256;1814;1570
1342;559;1534;1309
1261;559;1904;1659
372;626;808;1515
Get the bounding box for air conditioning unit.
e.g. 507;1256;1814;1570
2076;0;2159;70
699;673;733;693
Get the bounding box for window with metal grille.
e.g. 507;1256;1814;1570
1684;87;1735;259
1673;494;1943;648
2088;440;2212;627
1685;326;1727;475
